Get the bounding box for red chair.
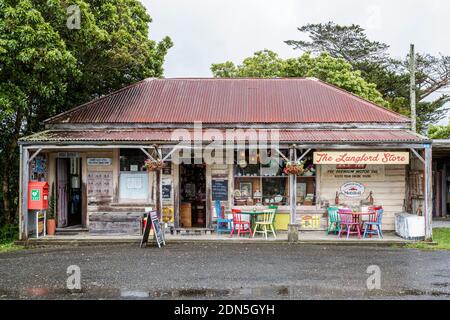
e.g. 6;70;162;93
231;209;253;238
338;209;361;239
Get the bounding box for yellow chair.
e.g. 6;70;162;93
252;209;277;239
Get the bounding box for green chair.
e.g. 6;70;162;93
252;209;277;239
327;207;340;235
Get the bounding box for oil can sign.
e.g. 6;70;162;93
340;182;365;198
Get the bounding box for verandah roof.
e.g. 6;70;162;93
20;129;428;144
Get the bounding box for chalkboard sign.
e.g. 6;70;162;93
140;211;166;248
212;179;228;201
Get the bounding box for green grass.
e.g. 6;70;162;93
0;224;24;254
405;228;450;250
0;242;23;253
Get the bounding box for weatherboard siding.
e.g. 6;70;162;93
319;164;406;230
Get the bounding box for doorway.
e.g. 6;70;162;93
57;158;83;227
179;164;206;228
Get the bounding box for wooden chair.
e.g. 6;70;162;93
338;209;361;239
231;209;252;238
252;209;277;239
326;207;340;235
214;200;232;235
363;208;384;239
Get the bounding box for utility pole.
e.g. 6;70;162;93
410;44;417;132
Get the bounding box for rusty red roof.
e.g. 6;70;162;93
21;129;427;143
45;78;410;124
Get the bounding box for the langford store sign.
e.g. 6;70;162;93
313;151;410;165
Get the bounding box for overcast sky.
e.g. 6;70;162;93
143;0;450;124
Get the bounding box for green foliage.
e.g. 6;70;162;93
286;22;450;132
428;121;450;139
0;224;18;244
47;183;56;220
0;0;172;225
211;50;388;106
285;22;389;65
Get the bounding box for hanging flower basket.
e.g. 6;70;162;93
283;160;306;176
143;159;165;171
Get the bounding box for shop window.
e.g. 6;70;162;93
234;150;289;206
120;149;146;172
233;149;317;207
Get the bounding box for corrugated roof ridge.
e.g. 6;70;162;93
44;78;157;124
310;78;411;123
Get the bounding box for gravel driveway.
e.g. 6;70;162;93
0;243;449;299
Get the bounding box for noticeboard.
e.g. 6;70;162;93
140;210;165;248
212;179;228;201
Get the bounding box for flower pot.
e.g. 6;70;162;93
46;219;56;236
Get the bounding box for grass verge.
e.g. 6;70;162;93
0;224;24;254
405;228;450;250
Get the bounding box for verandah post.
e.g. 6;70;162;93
288;146;298;242
424;145;433;241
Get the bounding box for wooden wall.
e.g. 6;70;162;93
319;164;406;230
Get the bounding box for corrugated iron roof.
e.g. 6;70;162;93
45;78;410;124
20;129;427;143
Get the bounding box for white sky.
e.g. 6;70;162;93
143;0;450;125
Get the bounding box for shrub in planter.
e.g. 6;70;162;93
46;184;56;236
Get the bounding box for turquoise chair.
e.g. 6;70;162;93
326;207;340;235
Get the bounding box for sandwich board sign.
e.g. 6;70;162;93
140;210;166;248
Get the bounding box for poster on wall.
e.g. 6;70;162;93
321;164;385;181
162;179;172;200
314;151;409;165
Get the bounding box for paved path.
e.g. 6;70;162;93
433;219;450;228
0;243;449;299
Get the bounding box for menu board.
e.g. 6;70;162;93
141;210;165;248
212;179;228;201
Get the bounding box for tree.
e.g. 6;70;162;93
428;121;450;139
211;50;388;106
0;0;172;224
285;22;389;65
285;22;450;132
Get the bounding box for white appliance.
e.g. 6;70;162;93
395;213;425;240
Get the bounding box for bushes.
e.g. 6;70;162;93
0;224;19;245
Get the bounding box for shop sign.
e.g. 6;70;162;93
321;164;385;181
340;182;365;198
314;151;409;165
58;152;79;158
87;158;112;166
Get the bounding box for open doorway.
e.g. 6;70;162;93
57;157;83;227
179;164;206;228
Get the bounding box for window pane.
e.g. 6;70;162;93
120;149;145;172
262;177;288;206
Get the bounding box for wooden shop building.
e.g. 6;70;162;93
18;78;434;240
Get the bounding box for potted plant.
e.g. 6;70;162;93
143;158;165;171
46;183;56;236
283;160;306;176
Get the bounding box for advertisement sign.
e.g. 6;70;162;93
321;164;385;181
313;151;409;165
340;182;365;198
87;158;112;166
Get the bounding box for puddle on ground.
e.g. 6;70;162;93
0;285;449;299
